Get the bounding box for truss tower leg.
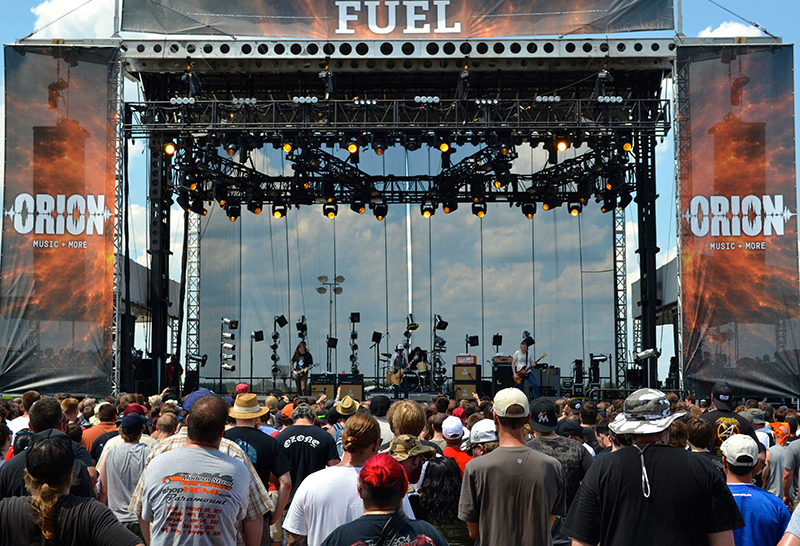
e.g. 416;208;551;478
149;137;171;393
613;207;629;388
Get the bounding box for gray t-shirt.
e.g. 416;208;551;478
783;439;800;500
459;445;566;546
528;436;593;510
141;447;251;546
785;499;800;539
766;444;788;498
104;442;151;522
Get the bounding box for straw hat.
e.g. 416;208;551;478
229;393;270;420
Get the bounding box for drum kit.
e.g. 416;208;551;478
380;353;431;392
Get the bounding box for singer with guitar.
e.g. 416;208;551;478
389;344;410;399
291;341;314;396
513;339;540;400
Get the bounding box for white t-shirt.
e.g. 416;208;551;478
140;447;251;546
7;415;29;443
512;350;533;373
283;464;415;546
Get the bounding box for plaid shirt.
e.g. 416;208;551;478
128;429;273;546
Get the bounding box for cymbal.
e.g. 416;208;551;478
381;353;393;357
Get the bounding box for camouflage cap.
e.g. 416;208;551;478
388;434;436;462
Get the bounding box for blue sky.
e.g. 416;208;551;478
0;0;798;386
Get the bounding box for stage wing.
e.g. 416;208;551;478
0;46;118;395
678;44;800;398
121;0;674;38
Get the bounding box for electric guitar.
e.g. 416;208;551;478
388;367;406;386
513;353;547;385
292;362;319;379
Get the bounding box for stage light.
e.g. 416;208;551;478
406;314;419;331
282;142;294;153
327;336;338;348
347;142;359;154
617;130;633;152
618;191;633;210
434;315;449;330
221;318;238;329
221;333;235;341
556;138;569;152
467;335;480;347
214;185;229;206
372;203;388;221
221;342;235;351
227;205;241;222
472;202;486;218
247;202;263;215
177;192;190;212
225;141;239;157
492;334;503;346
346;141;360;164
569;203;583;216
350;312;360;323
350;202;366;215
493;179;503;189
601;192;616;213
542;198;558;212
191;196;207;216
373;138;387;156
420;200;435;218
272;204;287;218
323;203;338;219
622;141;633;152
522;203;536;219
275;315;288;328
535;96;561;103
164;141;177;156
443;200;458;214
221;363;236;371
438;141;450;153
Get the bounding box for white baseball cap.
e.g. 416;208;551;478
493;388;530;418
442;415;464;439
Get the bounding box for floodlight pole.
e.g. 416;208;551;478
250;333;254;390
318;277;344;373
219;320;224;392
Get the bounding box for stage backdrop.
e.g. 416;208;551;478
121;0;674;38
678;45;800;398
0;46;118;395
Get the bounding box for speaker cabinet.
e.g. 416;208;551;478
453;365;481;382
453;383;477;401
339;382;364;402
491;362;515;395
310;383;335;400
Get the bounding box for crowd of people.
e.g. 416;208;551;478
0;381;800;545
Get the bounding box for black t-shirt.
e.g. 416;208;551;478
292;353;314;372
224;426;291;488
91;430;119;462
0;494;141;546
563;444;743;546
320;512;448;546
528;435;593;510
0;429;95;500
700;409;763;456
275;424;339;503
692;450;726;477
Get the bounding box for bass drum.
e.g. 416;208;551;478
405;372;419;391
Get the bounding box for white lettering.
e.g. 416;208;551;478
433;0;460;33
709;195;729;237
13;193;34;234
66;195;86;236
689;194;789;238
730;195;740;236
55;194;65;235
763;194;784;236
741;195;762;237
365;1;399;34
86;195;105;235
690;196;709;237
35;194;55;235
335;1;361;34
404;1;430;33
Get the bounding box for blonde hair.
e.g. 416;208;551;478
389;401;426;437
60;398;79;415
264;396;278;411
24;469;72;541
341;412;381;453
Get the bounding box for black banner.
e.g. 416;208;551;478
121;0;674;38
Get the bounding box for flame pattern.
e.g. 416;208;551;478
679;45;800;397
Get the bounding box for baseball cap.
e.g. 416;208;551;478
26;435;74;482
608;388;685;435
493;388;529;418
235;383;249;394
721;434;758;467
559;420;585;437
530;399;558;433
463;419;498;452
738;411;754;424
121;413;148;434
568;399;583;414
183;389;215;413
442;415;464;439
388;434;436;462
711;382;734;411
746;408;766;425
123;403;147;417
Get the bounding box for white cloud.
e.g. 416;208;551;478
698;21;763;38
30;0;114;40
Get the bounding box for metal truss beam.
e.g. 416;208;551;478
112;56;125;397
613;206;629;388
185;213;201;370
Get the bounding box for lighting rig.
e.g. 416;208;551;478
403;314;419;351
349;313;360;375
431;315;449;390
249;330;264;389
269;315;288;387
219;317;238;390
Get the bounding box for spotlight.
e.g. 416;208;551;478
221;363;236;372
323;202;338;219
406;314;419;331
556;137;569;153
214;185;229;206
568;203;582;216
618;191;633;210
347;142;359;154
439;141;450;153
222;318;238;329
177;192;190;212
350;202;366;215
467;335;480;347
221;342;236;351
617;130;634;152
434;314;448;330
327;337;339;349
221;332;235;340
191;196;208;216
227;205;241;222
472;202;486;218
420;200;436;218
282;142;294;153
542;198;558;212
272;204;287;218
601;192;616;213
275;315;288;328
225;141;239;157
521;203;536;219
373;138;387;156
247;202;263;215
350;312;360;323
443;200;458;214
164;141;177;156
372;203;388;221
492;334;503;346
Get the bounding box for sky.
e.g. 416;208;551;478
0;0;798;392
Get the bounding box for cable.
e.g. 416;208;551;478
295;214;306;315
20;0;97;41
578;215;587;372
705;0;777;38
480;217;485;366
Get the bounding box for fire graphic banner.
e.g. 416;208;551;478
0;46;118;395
678;45;800;397
121;0;674;38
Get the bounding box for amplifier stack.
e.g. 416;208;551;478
453;355;481;400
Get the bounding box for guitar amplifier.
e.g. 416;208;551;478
491;362;515;396
456;355;477;365
492;356;513;365
339;373;363;383
310;383;335;400
453;365;481;382
339;383;364;402
310;373;335;384
453;383;478;401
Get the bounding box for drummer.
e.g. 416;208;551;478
409;347;428;390
390;344;410;399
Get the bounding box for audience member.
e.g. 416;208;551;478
418;456;472;546
442;415;472;474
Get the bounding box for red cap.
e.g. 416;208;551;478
235;383;249;394
359;453;408;494
123;403;147;417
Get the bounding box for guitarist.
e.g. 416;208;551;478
291;341;314;396
513;339;540;400
390;344;409;399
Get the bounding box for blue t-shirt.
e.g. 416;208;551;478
727;483;790;546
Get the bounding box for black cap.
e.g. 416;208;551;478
568;399;582;413
559;420;585;437
530;399;558;433
26;435;74;482
711;382;734;411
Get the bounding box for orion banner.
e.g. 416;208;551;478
121;0;674;38
678;45;800;398
0;46;118;395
